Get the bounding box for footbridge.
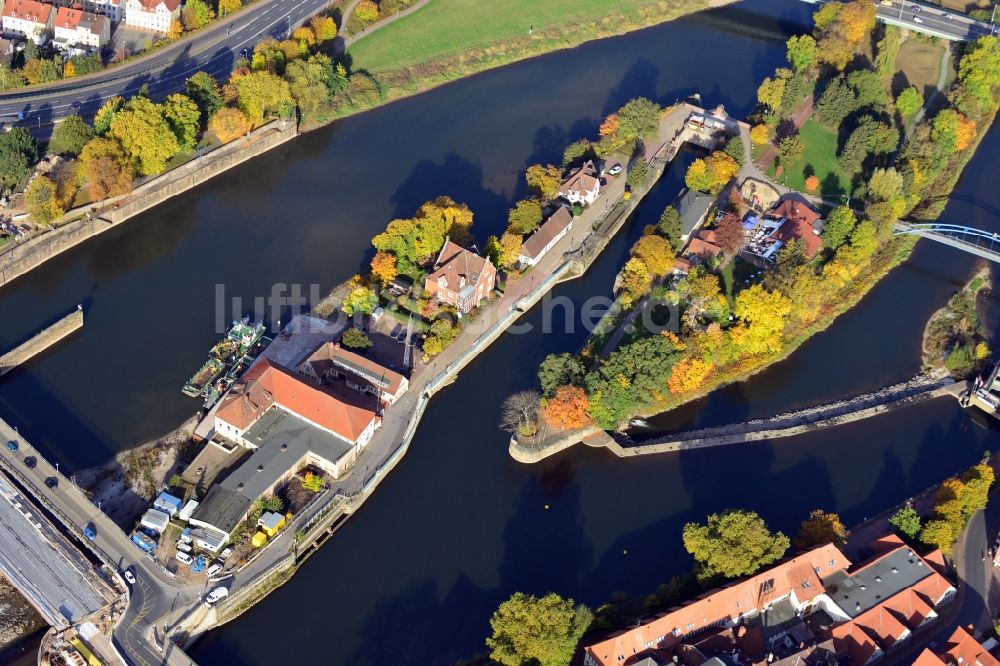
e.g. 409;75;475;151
895;221;1000;263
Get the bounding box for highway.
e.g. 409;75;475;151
0;417;202;665
876;0;994;41
0;0;331;139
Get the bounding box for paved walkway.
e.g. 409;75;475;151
906;42;952;141
333;0;434;55
757;93;814;171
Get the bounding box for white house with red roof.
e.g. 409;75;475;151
53;7;109;50
423;238;497;314
124;0;178;33
2;0;54;44
558;160;601;206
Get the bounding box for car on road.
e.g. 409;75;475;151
84;523;97;540
175;551;193;565
913;15;924;22
5;440;17;452
911;4;920;11
122;569;136;585
45;476;58;488
23;456;35;469
879;0;892;5
204;586;229;605
608;163;623;176
70;101;81;110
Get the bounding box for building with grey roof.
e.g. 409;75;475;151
822;547;935;618
676;188;715;240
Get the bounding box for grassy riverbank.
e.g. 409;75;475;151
337;0;717;116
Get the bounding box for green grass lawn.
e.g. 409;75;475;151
769;119;852;197
348;0;706;74
894;39;946;97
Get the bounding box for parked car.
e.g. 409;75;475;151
608;163;623;176
175;551;193;565
204;586;229;605
390;323;402;338
45;477;58;489
176;541;193;553
219;547;233;561
371;307;385;322
205;562;223;577
5;440;17;452
84;523;97;541
122;569;136;585
23;456;36;469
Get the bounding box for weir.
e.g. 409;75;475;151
0;305;83;377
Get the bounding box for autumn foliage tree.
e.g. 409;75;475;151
714;212;745;255
310;15;338;42
630;234;675;277
794;509;848;550
805;174;820;192
355;0;379;23
79;137;134;200
525;164;562;200
598;113;619;138
370;251;398;284
685;151;739;194
667;356;713;394
208;107;252;142
542;385;591;430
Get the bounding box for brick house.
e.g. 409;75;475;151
423;238;497;314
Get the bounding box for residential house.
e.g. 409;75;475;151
53;7;109;50
153;491;183;516
139;508;170;533
2;0;55;44
298;341;409;406
684;229;723;264
675;188;714;242
913;626;1000;666
423;238;497;315
79;0;123;23
518;205;573;267
584;534;955;666
123;0;179;33
746;198;824;263
558;160;601;206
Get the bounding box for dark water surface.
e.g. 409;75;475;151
1;0;998;663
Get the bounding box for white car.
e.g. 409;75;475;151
913;15;923;23
204;586;229;605
608;164;623;176
175;551;193;565
371;307;385;322
122;570;136;585
205;562;223;578
219;547;233;561
176;541;192;553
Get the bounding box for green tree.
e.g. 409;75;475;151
778;134;804;163
562;138;594;167
822;206;857;251
259;494;283;513
286;56;333;118
181;0;215;30
683;510;790;579
0;127;39;186
186;71;223;119
163;93;201;151
342;284;377;316
341;327;373;349
234;70;294;122
614;97;661;140
794;509;848;550
93;96;123;136
486;592;592;666
525;164;562;200
657;205;683;252
626;159;649;190
109;97;180;175
874;25;901;78
956;35;1000;113
867;167;903;202
847;69;887;108
815;76;858;128
24;176;63;224
896;86;922;118
507;199;543;235
931;108;960;155
79;137;134;200
757;68;791;111
889;506;921;540
786;34;817;72
537;353;584;397
48;114;94;156
723;135;745;166
920;518;958;553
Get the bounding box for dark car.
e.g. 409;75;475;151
390;324;402;338
23;456;36;469
396;328;409;341
45;476;58;489
5;440;17;452
84;523;97;541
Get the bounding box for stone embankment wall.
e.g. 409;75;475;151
0;306;83;376
513;375;965;463
0;120;298;289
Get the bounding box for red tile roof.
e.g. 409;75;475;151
559;160;600;198
216;359;377;443
915;627;1000;666
302;341;406;398
3;0;52;22
769;199;823;257
686;236;722;260
425;239;495;295
584;544;849;666
54;6;81;28
132;0;180;11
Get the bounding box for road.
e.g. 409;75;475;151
0;0;330;139
876;0;995;40
0;418;202;665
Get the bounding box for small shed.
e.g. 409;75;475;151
140;509;170;534
178;499;199;522
257;511;285;537
154;492;183;517
251;531;268;548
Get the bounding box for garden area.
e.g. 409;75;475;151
768;119;852;196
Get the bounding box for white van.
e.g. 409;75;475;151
175;551;193;565
206;562;223;577
204;586;229;605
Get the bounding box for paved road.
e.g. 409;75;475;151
877;0;995;40
0;419;202;665
0;0;330;139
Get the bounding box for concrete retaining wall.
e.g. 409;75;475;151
0;120;298;289
0;306;83;375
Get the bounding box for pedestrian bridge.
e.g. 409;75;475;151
894;222;1000;263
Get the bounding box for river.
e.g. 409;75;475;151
0;0;998;663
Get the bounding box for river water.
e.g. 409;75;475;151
1;0;998;663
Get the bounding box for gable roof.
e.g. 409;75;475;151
130;0;180;11
426;238;494;294
520;205;573;260
559;160;600;197
687;236;722;260
3;0;53;23
770;198;823;257
936;626;1000;666
584;544;849;666
216;358;377;443
302;341;406;397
